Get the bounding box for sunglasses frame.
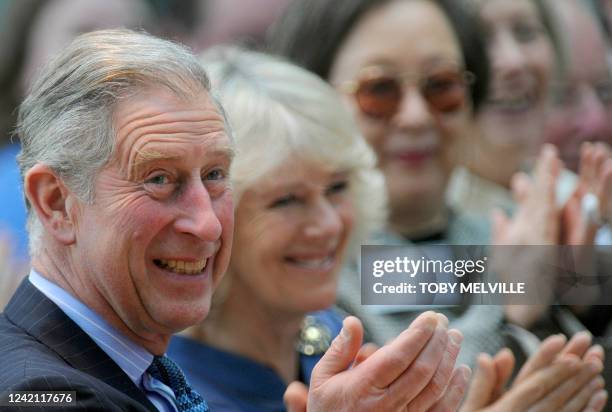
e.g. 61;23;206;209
338;65;475;119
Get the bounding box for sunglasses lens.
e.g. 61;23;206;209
355;76;401;119
423;72;467;113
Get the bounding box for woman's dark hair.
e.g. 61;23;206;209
267;0;490;111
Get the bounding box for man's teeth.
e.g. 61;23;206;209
157;258;207;275
289;256;333;269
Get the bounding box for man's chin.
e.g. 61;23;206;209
158;304;211;333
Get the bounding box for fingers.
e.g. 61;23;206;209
492;348;515;398
583;389;608;412
584;344;605;363
535;144;563;186
491;208;510;245
352;343;379;368
579;142;596;190
429;366;472;412
599;158;612;221
381;315;449;409
360;311;438;389
591;143;610;189
528;358;603;412
558;376;605;412
460;353;497;411
532;145;562;239
284;381;308;412
580;142;612;223
406;328;463;410
310;316;363;389
535;144;562;198
502;356;581;409
559;331;592;358
511;172;533;205
515;334;567;384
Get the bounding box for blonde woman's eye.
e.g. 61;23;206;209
326;180;349;195
270;194;298;208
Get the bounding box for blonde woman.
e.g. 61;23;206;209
167;48;469;412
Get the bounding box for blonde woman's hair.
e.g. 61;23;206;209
200;46;387;256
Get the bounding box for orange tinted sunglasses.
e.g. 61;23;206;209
340;66;474;120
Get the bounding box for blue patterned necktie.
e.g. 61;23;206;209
147;355;210;412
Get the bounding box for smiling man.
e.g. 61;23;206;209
1;29;234;412
0;30;469;412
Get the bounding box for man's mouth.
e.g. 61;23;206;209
153;258;208;275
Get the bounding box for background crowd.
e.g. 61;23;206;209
1;0;612;411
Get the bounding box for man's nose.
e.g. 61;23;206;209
174;179;223;242
303;198;344;241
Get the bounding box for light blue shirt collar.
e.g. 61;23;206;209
29;269;153;384
28;270;178;411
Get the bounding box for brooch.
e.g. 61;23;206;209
296;315;333;356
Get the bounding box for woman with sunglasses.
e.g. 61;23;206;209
166;47;473;412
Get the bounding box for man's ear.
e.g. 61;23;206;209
25;164;78;245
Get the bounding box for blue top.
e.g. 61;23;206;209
167;309;343;412
0;143;28;260
28;270;179;412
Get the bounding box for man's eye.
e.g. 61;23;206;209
146;174;170;185
204;168;226;181
270;194;298;208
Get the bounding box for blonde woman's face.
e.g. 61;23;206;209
329;0;470;218
229;157;354;314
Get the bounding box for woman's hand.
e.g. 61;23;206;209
286;312;472;412
491;145;563;327
562;142;612;245
460;332;607;412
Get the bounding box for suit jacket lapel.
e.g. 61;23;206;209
4;278;157;411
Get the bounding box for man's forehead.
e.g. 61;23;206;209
113;87;223;127
110;87;232;167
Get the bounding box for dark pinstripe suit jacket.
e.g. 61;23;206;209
0;278;158;411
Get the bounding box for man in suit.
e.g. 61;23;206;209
0;29;470;411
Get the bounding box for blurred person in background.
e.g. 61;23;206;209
269;0;547;365
269;0;609;409
447;0;612;344
190;0;292;51
544;1;612;400
167;46;471;412
18;0;153;92
599;0;612;48
0;234;28;311
545;0;612;173
0;0;154;264
447;0;557;215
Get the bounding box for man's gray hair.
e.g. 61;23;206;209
16;29;212;256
